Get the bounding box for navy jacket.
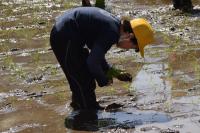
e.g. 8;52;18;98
55;7;120;87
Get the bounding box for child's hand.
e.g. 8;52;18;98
106;67;132;82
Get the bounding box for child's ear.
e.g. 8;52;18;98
126;33;131;39
129;33;135;38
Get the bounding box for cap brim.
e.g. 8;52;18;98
138;42;144;58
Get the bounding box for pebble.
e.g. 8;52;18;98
170;27;176;31
10;48;20;52
173;124;183;128
38;22;46;25
160;128;180;133
140;126;160;131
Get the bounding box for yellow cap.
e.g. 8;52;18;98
130;18;154;57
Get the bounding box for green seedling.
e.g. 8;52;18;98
39;64;58;76
95;0;105;9
193;60;200;80
164;98;173;113
3;55;27;79
103;86;116;95
107;67;132;81
109;87;116;94
32;51;40;65
63;1;73;9
50;66;58;75
106;67;123;80
123;83;131;91
3;55;15;70
55;91;66;101
129;85;136;93
14;66;26;79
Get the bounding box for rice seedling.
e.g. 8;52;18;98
95;0;105;9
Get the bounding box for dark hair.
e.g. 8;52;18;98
122;20;133;33
122;19;139;52
130;37;137;44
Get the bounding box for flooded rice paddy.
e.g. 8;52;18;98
0;0;200;132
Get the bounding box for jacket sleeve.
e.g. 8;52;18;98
101;58;111;73
87;30;118;87
87;44;109;87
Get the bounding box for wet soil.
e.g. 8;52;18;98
0;0;200;133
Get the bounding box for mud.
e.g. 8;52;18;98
0;0;200;133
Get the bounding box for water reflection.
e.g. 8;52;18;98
65;110;171;131
131;63;171;105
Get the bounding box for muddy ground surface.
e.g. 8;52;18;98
0;0;200;133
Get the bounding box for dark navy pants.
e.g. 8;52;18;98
50;26;98;110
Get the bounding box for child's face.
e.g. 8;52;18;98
117;33;139;50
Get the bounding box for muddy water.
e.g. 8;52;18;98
0;0;200;133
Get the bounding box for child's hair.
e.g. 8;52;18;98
121;18;133;33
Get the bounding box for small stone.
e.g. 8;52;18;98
27;92;36;96
141;126;160;131
41;91;47;94
10;48;20;52
127;93;134;96
170;27;176;31
48;47;52;51
173;124;183;128
141;127;151;131
38;21;46;25
34;94;43;98
185;28;189;31
130;97;136;101
1;66;6;70
160;128;180;133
